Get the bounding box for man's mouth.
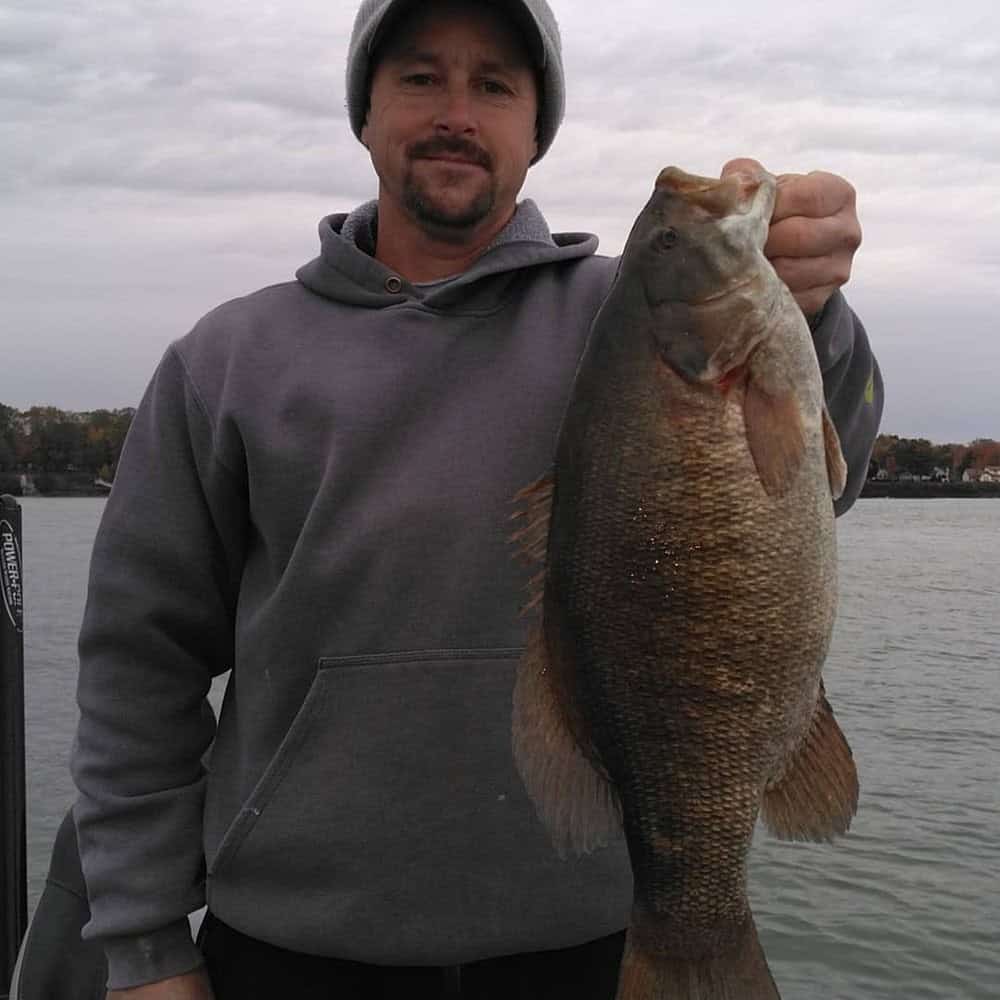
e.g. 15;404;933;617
409;140;491;171
419;155;487;168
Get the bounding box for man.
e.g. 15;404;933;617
71;1;883;997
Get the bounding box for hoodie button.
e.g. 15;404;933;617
384;275;403;293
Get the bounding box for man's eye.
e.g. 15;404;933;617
403;74;435;86
481;80;512;96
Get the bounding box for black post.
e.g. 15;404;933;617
0;495;26;996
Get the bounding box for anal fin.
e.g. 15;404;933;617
762;684;859;842
512;623;621;857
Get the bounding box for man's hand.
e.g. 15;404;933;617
721;157;862;320
107;969;215;1000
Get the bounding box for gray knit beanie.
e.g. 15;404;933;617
346;0;564;163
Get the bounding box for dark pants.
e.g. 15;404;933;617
199;913;626;1000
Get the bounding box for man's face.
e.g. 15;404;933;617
361;1;539;241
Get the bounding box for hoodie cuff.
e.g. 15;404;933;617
808;289;852;368
808;289;884;515
807;301;828;333
104;919;205;990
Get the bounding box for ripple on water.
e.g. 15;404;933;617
17;499;1000;998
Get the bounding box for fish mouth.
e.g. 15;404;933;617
654;165;771;219
654;167;719;194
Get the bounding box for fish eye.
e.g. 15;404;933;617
656;227;679;252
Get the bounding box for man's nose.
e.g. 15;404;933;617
433;84;476;135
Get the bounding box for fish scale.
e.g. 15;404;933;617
511;165;858;999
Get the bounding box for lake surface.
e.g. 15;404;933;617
12;496;1000;998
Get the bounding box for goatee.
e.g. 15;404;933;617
403;178;496;233
403;137;496;236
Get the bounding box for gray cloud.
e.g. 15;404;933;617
1;0;997;441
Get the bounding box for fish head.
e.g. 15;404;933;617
619;165;779;385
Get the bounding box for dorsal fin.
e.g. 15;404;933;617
510;473;555;613
822;407;848;501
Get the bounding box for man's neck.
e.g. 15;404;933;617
373;196;516;283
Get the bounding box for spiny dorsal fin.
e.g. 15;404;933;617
510;473;555;613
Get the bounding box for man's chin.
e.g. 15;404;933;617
404;186;496;236
417;206;490;231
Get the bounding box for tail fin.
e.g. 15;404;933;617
616;914;780;1000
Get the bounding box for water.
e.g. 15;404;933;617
14;496;1000;998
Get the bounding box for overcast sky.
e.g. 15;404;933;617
1;0;997;443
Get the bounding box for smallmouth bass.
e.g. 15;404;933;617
512;165;858;1000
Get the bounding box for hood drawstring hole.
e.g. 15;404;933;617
384;275;403;293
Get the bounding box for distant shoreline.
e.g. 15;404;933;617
16;491;109;499
10;483;1000;501
860;481;1000;499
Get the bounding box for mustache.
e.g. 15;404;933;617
408;137;492;170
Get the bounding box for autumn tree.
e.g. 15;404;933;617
966;439;1000;472
868;435;987;480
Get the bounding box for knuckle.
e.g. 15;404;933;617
808;170;856;217
802;188;824;218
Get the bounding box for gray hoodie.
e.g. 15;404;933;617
72;200;883;989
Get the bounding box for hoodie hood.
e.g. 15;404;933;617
296;199;599;311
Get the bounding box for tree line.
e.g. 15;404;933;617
0;404;135;493
1;403;997;492
870;435;1000;481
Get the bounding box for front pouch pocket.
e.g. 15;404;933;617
204;647;547;960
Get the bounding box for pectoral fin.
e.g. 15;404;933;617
744;379;807;498
761;683;859;842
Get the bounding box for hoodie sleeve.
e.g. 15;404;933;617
71;343;248;989
811;290;884;516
